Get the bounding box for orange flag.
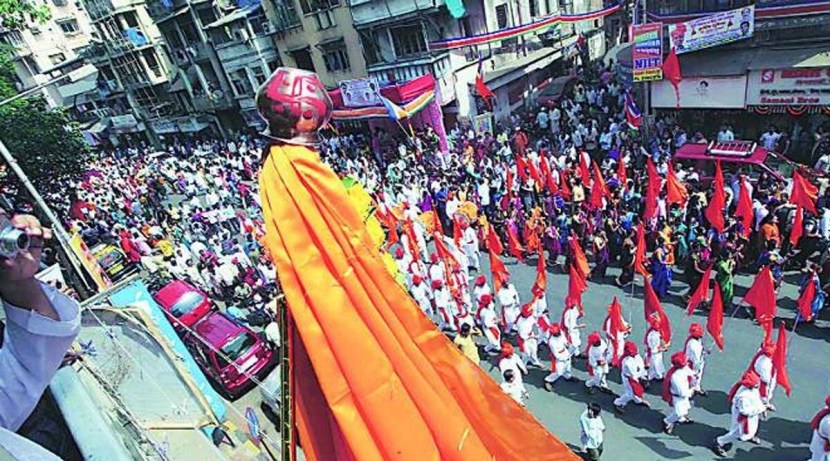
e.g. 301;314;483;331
260;144;577;459
773;322;792;396
589;162;610;209
708;281;725;350
516;155;529;182
486;225;504;256
540;157;558;194
402;219;421;262
528;160;543;189
797;271;817;322
507;225;524;262
634;223;649;276
734;177;754;238
686;266;712;315
452;215;464;247
665;162;688;206
506;169;514;201
742;265;777;324
490;251;509;292
434;233;459;273
570;237;590;279
606;297;625;367
705;161;726;233
579;154;591;186
792;170;818;215
559;169;571;200
617;158;628;191
790;205;804;247
566;264;588;315
644;159;660;220
534;247;546;293
644;279;672;342
431;208;444;236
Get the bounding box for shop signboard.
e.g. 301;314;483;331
338;77;382;108
631;23;663;82
668;6;754;55
746;67;830;105
651;75;748;108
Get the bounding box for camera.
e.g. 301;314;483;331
0;214;29;259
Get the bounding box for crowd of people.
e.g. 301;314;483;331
318;59;830;460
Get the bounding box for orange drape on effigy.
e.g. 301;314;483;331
259;144;577;460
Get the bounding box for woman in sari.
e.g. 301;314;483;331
714;250;736;309
650;241;673;299
591;230;610;279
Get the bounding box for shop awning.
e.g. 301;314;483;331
676;47;758;77
748;46;830;70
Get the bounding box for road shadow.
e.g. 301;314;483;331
633;436;692;459
732;445;810;461
760;416;811;448
690;390;730;415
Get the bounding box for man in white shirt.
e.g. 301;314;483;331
684;323;707;395
717;125;735;143
760;126;781;151
498;342;527;385
0;214;81;460
543;323;573;389
497;277;521;334
585;332;610;394
614;341;650;412
579;402;605;461
809;396;830;461
500;369;528;407
460;221;480;272
713;370;767;456
662;351;695;435
645;316;667;382
409;275;433;317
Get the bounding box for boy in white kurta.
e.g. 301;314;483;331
614;341;650;412
645;315;667;382
584;331;610;394
714;370;767;456
497;279;521;334
662;351;694;434
543;323;573;390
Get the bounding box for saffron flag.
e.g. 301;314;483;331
742;265;777;323
735;177;754;238
797;272;817;322
589;162;610;209
790;205;804;247
708;281;725;350
686;266;712;315
486;225;504;256
566;264;588;315
506;169;515;202
773;322;792;396
607;297;625;367
578;155;592;186
665;162;688;206
644;159;660;220
516;156;529;183
617;157;628;191
402;219;421;262
490;251;509;292
540;157;559;194
792;170;818;215
534;247;547;293
434;233;459;273
704;161;726;233
644;280;672;343
507;226;524;261
662;47;683;108
452;215;464;248
528;161;543;189
634;223;649;276
625;90;642;130
559;169;572;200
475;54;495;109
570;238;590;279
380;95;410;120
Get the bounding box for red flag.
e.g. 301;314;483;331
570;237;590;279
475;75;495;109
431;208;443;236
662;47;683;108
516;156;529;183
665;162;688;206
686;266;712;315
402;219;421;262
434;233;459;273
386;221;400;249
644;280;672;343
617;158;628;191
607;297;625;366
489;251;509;292
773;322;792;396
797;272;817;322
707;281;725;350
579;155;591;186
528;161;543;189
452;215;464;247
566;264;588;315
534;247;546;293
540;157;558;194
704;161;726;233
761;317;774;345
506;225;524;262
589;162;610;209
790;205;804;247
559;169;572;200
486;225;504;256
644;159;660;220
735;177;754;238
792;170;818;215
506;169;514;201
742;266;777;323
634;223;649;276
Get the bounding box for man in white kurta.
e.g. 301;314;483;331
472;275;491;307
645;316;667;382
614;341;650;411
461;221;480;272
432;279;454;331
561;303;584;355
516;303;542;367
662;351;694;434
428;253;446;284
498;342;528;385
409;275;433;316
684;323;707;395
809;396;830;461
749;343;777;411
478;294;501;354
585;332;610;393
544;323;573;389
497;280;521;334
714;370;767;456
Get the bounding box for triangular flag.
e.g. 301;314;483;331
566;264;588;315
540;157;558;195
607;297;625;367
735;177;754;238
559;169;572;200
773;322;792;396
578;155;591;186
634;223;649;276
662;47;683;109
704;161;726;233
489;251;509;292
665;162;688;206
707;281;725;350
742;266;778;324
644;159;660;220
797;272;817;322
475;54;495;109
617;157;628;191
402;219;421;262
431;209;443;236
506;225;524;261
486;225;504;256
452;215;464;248
570;237;590;279
791;170;818;215
528;160;543;190
790;205;804;247
516;156;529;183
434;233;459;273
686;266;712;315
534;247;546;293
644;279;672;343
589;162;610;209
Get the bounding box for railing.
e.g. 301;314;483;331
192;91;236;112
271;2;303;33
350;0;445;26
368;52;451;86
646;0;820;17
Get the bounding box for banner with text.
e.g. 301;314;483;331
338;78;382;108
746;67;830;106
668;5;754;55
632;23;663;82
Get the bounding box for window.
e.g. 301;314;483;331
1;31;23;47
230;69;252;96
59;19;79;34
49;53;66;65
529;0;538;17
252;66;266;85
322;42;350;72
266;59;281;72
289;48;315;72
391;25;427;59
52;0;67;5
142;49;163;78
216;333;257;368
313;9;336;30
171;292;206;317
298;0;340;15
250;15;270;35
496;5;509;28
360;32;380;65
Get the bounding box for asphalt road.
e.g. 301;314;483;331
474;253;826;461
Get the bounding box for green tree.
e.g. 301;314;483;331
0;0;50;30
0;47;91;201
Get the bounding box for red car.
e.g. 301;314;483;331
153;280;213;328
185;312;275;399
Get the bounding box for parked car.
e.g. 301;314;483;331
90;243;139;283
673;140;786;184
153;279;214;328
185;312;276;400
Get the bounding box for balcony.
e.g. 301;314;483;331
192;91;237;112
350;0;445;27
270;1;302;34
